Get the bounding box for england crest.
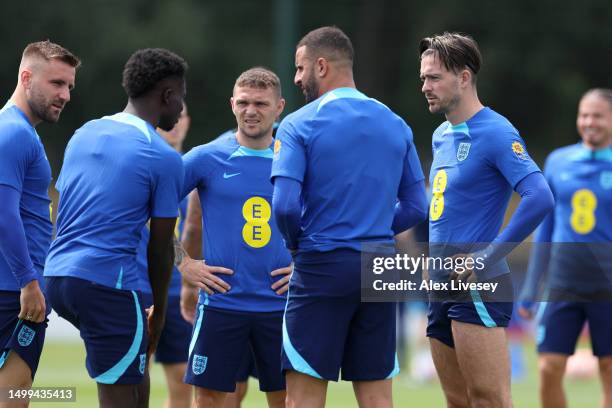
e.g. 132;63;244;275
17;326;35;347
139;353;146;374
456;142;471;161
192;355;208;375
600;171;612;190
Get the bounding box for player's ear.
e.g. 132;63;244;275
161;87;173;106
20;69;33;90
316;57;328;77
460;69;471;88
277;97;286;116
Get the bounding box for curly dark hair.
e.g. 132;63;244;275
122;48;188;98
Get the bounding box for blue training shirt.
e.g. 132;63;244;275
136;196;188;295
535;144;612;290
270;87;424;252
428;107;540;280
545;144;612;243
0;102;52;291
182;132;292;312
44;112;184;290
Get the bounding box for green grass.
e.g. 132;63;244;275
32;341;601;407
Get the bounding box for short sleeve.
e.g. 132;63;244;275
181;146;208;198
0;127;32;192
271;120;306;183
488;131;541;188
151;150;184;218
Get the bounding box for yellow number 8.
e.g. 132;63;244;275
242;196;272;248
430;169;447;221
570;189;597;235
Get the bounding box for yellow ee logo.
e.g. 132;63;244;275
430;169;447;221
242;196;272;248
570;189;597;235
274;139;282;155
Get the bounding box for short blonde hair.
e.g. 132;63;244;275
23;40;81;68
234;67;281;97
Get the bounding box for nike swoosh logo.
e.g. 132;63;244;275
223;172;241;179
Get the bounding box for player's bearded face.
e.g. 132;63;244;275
294;46;320;103
301;64;319;103
232;86;283;140
420;54;461;116
577;94;612;149
26;59;75;123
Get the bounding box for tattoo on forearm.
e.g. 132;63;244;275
174;235;187;266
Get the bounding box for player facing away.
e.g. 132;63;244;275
135;104;194;408
179;67;291;408
519;88;612;408
419;32;554;407
44;48;186;408
0;40;79;406
271;26;428;408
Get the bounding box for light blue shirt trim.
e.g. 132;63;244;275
103;112;152;143
228;146;274;160
115;267;124;289
94;291;143;384
281;287;322;379
386;353;400;379
317;87;367;112
442;122;471;138
0;101;15;115
470;290;497;328
570;145;612;163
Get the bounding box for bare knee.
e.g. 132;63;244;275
444;391;469;408
539;355;567;382
194;387;226;408
467;384;508;408
599;357;612;391
353;380;392;408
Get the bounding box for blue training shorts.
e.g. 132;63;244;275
282;249;399;381
46;277;148;384
185;305;283;392
537;300;612;357
427;274;514;348
0;291;47;379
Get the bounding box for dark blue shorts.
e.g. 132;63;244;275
141;293;192;364
427;274;514;348
282;249;398;382
184;305;283;393
46;277;148;384
0;291;47;379
236;346;258;382
536;301;612;357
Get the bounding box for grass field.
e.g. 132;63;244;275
31;341;602;407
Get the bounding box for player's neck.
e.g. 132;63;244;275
318;72;356;97
582;140;611;151
236;130;273;150
123;100;158;128
9;89;41;127
445;93;484;125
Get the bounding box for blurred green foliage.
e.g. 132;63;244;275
1;0;610;175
